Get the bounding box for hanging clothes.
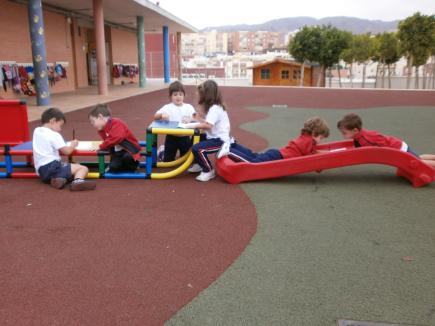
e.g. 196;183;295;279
0;65;4;91
12;65;22;93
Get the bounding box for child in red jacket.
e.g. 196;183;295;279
217;117;329;162
337;113;435;167
89;104;141;173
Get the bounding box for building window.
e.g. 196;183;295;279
261;68;270;80
281;70;289;79
293;69;301;80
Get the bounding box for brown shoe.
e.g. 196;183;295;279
69;179;96;191
50;177;67;189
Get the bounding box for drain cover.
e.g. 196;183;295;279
337;320;418;326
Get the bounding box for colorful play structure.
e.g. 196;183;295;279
1;99;435;186
216;140;435;187
0;100;200;180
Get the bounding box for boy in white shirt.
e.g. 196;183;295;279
32;108;96;191
154;81;195;162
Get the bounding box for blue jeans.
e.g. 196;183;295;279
192;138;223;172
228;143;283;163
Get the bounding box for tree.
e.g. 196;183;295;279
430;46;435;89
289;25;350;88
335;31;352;88
375;32;401;88
341;41;356;88
317;25;351;87
372;35;382;88
398;12;435;89
352;33;375;88
289;26;323;86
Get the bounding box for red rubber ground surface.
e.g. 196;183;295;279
0;87;266;326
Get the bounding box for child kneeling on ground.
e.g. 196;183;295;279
89;104;141;173
217;117;329;162
32;108;96;191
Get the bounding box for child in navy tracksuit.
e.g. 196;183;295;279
89;104;141;173
187;80;231;182
217;117;330;163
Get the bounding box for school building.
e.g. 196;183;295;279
0;0;196;105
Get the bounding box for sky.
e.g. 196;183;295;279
156;0;434;29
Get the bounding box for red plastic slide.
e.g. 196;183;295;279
216;140;435;187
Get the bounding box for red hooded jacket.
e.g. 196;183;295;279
279;133;316;159
354;128;403;149
98;118;141;161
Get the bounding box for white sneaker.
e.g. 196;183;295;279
216;142;231;159
196;170;216;182
188;163;202;173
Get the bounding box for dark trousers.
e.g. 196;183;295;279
228;143;283;163
163;135;191;162
192;138;224;172
38;160;72;183
109;149;138;172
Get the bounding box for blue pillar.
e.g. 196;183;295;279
27;0;50;106
137;16;146;87
163;26;170;83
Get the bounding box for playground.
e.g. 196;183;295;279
1;86;435;326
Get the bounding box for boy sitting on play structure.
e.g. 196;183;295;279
154;81;196;162
89;104;141;173
217;117;330;163
32;108;96;191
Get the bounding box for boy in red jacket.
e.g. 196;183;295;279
89;104;141;173
217;117;329;162
337;113;417;154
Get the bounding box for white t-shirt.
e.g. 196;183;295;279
32;126;66;174
205;104;230;143
156;103;196;122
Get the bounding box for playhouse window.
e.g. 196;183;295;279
261;69;270;79
281;70;289;79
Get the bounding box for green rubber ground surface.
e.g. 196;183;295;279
167;106;435;326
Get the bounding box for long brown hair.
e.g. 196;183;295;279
197;80;225;114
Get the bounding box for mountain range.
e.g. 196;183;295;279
202;16;400;34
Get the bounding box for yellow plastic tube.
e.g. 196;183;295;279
156;151;189;168
151;128;194;136
86;172;100;179
151;135;200;179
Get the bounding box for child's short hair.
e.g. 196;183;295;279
41;107;66;124
197;79;225;113
301;117;330;137
337;113;362;130
169;81;185;96
89;104;111;118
